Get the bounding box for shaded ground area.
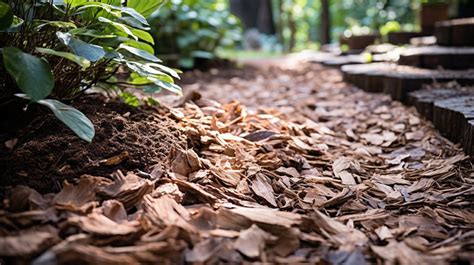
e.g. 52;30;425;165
0;57;473;264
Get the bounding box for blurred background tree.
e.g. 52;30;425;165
150;0;474;67
229;0;419;52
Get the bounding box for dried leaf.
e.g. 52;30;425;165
142;195;196;232
185;238;222;262
218;205;302;230
98;172;154;210
251;174;277;207
54;176;98;211
171;148;202;176
243;130;277;142
0;231;58;256
234;224;275;258
333;157;356;185
69;213;139;236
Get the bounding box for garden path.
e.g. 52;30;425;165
1;56;473;264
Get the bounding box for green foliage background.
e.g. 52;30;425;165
149;0;241;68
275;0;419;51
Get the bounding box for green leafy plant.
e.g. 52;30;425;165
421;0;450;5
148;0;241;69
379;21;402;38
0;0;181;142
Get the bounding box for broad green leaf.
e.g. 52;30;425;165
71;0;121;8
37;99;95;143
125;61;154;76
120;7;149;25
0;2;13;30
96;36;129;48
117;16;150;30
69;28;116;39
101;0;121;6
72;3;149;29
16;94;95;143
64;0;87;7
127;73;152;85
52;0;66;5
115;6;150;29
127;0;165;18
147;63;181;79
73;3;118;21
148;77;182;95
103;48;121;59
57;32;105;62
126;61;168;77
3;47;54;101
122;39;154;54
118;44;160;62
130;28;154;44
35;20;77;30
74;2;113;12
98;17;138;41
36;47;91;70
124;61;180;95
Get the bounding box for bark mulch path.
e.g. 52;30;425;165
0;56;473;264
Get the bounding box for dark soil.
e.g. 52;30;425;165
0;94;187;194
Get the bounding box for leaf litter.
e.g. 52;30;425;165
1;57;473;264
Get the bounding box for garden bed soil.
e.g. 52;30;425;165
0;94;187;194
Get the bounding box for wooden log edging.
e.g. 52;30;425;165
341;63;395;92
407;88;474;157
398;46;474;69
341;63;474;102
463;120;474;156
340;62;474;157
435;17;474;46
433;96;474;144
408;88;472;121
340;34;380;52
388;32;425;45
321;55;365;68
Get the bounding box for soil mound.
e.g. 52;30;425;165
0;94;186;193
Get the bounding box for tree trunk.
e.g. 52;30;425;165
275;0;285;46
277;0;287;50
257;0;276;34
230;0;276;34
289;13;296;51
320;0;330;44
230;0;258;29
